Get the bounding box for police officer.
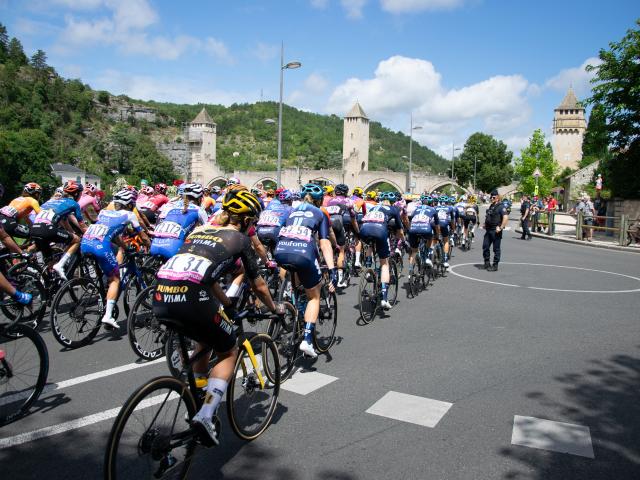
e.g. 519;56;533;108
483;189;509;271
520;194;532;240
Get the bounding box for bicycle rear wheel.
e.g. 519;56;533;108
227;333;280;441
104;376;197;480
164;330;198;380
0;324;49;426
127;286;166;360
266;302;300;381
388;260;399;306
358;268;378;324
314;287;337;353
50;277;104;348
0;270;47;331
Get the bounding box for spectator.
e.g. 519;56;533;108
520;194;532;240
569;195;595;242
547;195;558;213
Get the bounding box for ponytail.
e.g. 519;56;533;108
182;195;189;214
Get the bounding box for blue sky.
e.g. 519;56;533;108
2;0;638;157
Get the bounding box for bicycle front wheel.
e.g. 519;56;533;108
358;268;378;324
0;324;49;426
127;286;166;360
227;333;280;441
314;287;337;353
388;260;399;306
104;376;197;480
266;302;300;381
0;270;47;331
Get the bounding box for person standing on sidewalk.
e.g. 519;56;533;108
520;194;532;240
483;190;509;271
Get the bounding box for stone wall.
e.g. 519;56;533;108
156;142;189;178
611;198;640;221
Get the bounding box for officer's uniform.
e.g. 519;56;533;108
520;197;531;240
482;194;508;270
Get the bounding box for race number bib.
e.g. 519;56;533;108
154;221;182;239
465;208;476;216
412;213;430;225
0;206;18;218
437;210;449;222
257;212;281;227
363;211;385;223
140;201;155;210
280;225;312;242
325;205;342;215
34;209;56;225
84;223;109;241
158;254;212;284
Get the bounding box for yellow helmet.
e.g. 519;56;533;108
366;190;377;200
323;185;334;195
352;186;364;197
469;195;477;204
222;185;262;216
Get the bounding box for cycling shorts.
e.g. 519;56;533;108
274;249;322;289
150;238;183;260
437;223;450;238
407;230;433;249
330;216;346;247
256;226;281;251
81;239;119;277
463;215;476;228
360;223;390;259
31;223;73;256
0;214;30;239
152;283;236;353
139;208;157;225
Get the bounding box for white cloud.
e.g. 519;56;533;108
203;37;233;63
544;57;602;98
341;0;367;18
380;0;465;13
304;73;329;94
253;42;278;62
310;0;329;8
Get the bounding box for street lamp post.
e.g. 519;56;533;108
276;42;301;188
533;167;542;196
451;144;461;180
406;113;422;194
473;155;477;193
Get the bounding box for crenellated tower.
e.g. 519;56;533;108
552;87;587;170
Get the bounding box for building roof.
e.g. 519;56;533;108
51;163;85;174
556;87;582;110
345;101;368;119
191;107;215;125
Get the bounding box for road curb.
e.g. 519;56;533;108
514;228;640;254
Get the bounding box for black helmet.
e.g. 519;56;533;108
335;183;349;196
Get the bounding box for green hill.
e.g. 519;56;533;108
0;23;447;199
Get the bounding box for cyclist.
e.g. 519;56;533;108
78;183;101;223
359;191;405;310
326;183;359;288
454;196;466;240
0;182;42;239
200;187;215;215
153;187;284;446
256;189;293;254
464;196;479;243
349;187;367;268
137;183;169;224
31;180;87;280
274;183;337;358
434;195;454;269
407;193;436;281
150;183;208;260
81;189;150;329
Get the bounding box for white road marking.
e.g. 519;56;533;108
0;358;165;408
0;391;179;450
511;415;594;458
366;391;453;428
282;369;338;395
449;262;640;293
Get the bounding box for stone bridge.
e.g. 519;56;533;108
207;167;469;194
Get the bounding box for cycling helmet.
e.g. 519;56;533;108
378;192;393;202
113;189;136;206
24;182;43;195
226;177;240;186
203;186;211;195
275;187;285;195
212;186;221;194
335;183;349;196
177;184;185;196
323;185;334;195
352;186;364;197
141;185;154;196
155;183;167;195
222;187;262;216
420;193;430;203
292;191;301;201
439;195;448;203
366;190;377;201
54;186;64;196
279;189;293;202
63;180;83;195
182;183;204;199
301;183;325;201
251;188;261;196
449;196;456;204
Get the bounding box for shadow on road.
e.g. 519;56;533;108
500;348;640;479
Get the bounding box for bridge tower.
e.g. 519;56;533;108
185;108;219;184
552;87;586;170
343;102;369;185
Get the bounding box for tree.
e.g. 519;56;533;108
514;129;558;197
30;49;47;70
129;137;177;185
455;132;514;192
0;23;8;63
585;19;640;198
7;37;27;65
579;104;611;168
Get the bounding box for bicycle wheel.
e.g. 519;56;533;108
227;333;280;441
393;250;404;273
122;276;144;318
164;330;198;380
358;268;378;324
388;260;399;306
0;324;49;426
127;286;166;360
277;273;293;303
104;376;197;480
50;277;104;348
409;256;421;297
0;270;47;331
266;302;300;381
314;286;337;353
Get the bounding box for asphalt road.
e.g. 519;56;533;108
3;218;640;480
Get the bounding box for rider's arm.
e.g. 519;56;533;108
241;237;277;312
0;227;22;254
250;234;269;265
318;215;335;270
128;212;150;248
67;213;87;234
393;210;406;241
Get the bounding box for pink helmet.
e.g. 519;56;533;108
155;183;167;194
141;185;154;196
83;183;97;195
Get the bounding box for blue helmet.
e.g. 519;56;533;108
420;193;430;203
301;183;324;201
279;189;293;202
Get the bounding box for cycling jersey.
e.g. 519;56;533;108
1;196;40;220
434;205;453;237
153;226;261;352
326;196;356;245
454;202;466;219
256;203;292;249
274;202;331;289
33;197;82;227
81;209;141;276
201;196;215;214
408;204;435;248
150;203;208;259
359;204;402;259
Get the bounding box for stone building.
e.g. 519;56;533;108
552;87;587;170
342;101;370;181
185;108;222;184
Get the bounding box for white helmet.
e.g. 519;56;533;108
227;177;240;186
183;183;203;199
113;189;136;206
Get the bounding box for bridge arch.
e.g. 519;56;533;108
363;178;403;193
249;176;277;190
206;176;227;189
429;181;471;194
305;176;334;187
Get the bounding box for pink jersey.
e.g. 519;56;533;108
78;193;101;213
138;194;168;212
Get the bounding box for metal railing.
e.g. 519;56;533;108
535;211;632;246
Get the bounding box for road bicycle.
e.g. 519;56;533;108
0;315;49;426
104;314;281;480
49;250;150;348
464;222;476;251
407;237;434;298
358;238;399;324
0;251;47;331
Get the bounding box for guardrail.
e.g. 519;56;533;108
531;210;633;246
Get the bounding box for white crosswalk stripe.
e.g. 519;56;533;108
366;391;453;428
511;415;595;458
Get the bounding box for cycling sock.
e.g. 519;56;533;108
103;299;116;320
199;378;228;419
55;252;71;269
12;290;32;305
225;284;240;298
338;269;343;282
381;282;388;301
303;322;315;343
355;252;361;265
444;254;449;262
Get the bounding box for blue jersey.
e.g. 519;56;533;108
34;197;83;226
82;209;141;244
150;203;208;258
361;204;402;229
265;198;281;210
435;205;453;226
278;202;330;248
257;203;292;228
409;205;436;228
